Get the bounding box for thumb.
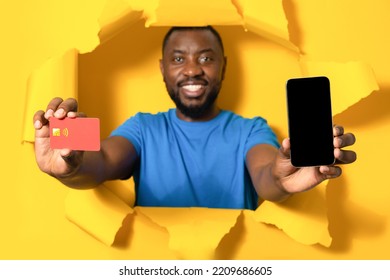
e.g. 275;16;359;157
60;149;84;170
279;138;291;160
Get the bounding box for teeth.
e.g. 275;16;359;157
182;84;203;91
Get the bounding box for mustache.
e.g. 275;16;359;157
177;77;208;87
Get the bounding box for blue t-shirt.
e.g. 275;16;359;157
110;109;279;210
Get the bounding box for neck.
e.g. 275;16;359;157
176;105;221;122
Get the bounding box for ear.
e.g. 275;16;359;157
159;59;164;76
221;56;227;81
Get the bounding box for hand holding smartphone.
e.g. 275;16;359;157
286;76;335;167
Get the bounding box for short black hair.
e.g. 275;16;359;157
162;26;224;55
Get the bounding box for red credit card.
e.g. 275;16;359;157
49;117;100;151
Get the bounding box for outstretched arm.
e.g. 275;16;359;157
33;97;138;189
246;125;357;202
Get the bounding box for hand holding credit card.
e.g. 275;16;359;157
49;117;101;151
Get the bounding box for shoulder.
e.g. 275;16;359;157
121;110;171;126
221;111;280;149
134;110;170;120
221;110;269;128
110;110;172;138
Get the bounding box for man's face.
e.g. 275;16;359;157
160;29;226;120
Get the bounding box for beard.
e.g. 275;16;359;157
167;82;221;119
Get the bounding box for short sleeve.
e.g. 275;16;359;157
244;117;280;155
110;113;142;155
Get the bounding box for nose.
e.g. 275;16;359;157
182;59;203;77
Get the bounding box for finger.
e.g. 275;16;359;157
334;148;357;164
76;112;87;118
59;148;72;159
53;98;79;119
45;97;64;119
333;125;344;137
60;149;83;168
33;110;47;129
279;138;291;159
334;132;356;148
67;111;87;118
319;165;342;179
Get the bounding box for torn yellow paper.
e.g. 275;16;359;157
146;0;242;27
65;185;133;246
240;0;299;51
300;60;379;115
254;181;331;247
22;0;378;254
22;48;79;143
98;0;145;44
103;179;135;207
137;207;242;259
98;0;297;52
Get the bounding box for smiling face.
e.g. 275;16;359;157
160;27;226;121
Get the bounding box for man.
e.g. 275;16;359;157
33;26;357;210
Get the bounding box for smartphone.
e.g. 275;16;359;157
286;76;335;167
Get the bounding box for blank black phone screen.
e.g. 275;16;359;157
286;76;335;167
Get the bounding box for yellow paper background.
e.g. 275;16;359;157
1;0;389;259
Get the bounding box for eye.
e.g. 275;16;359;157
199;56;212;63
173;56;184;63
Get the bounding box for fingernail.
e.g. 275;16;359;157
34;120;42;129
55;108;65;118
67;111;76;118
322;166;330;173
44;109;54;119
